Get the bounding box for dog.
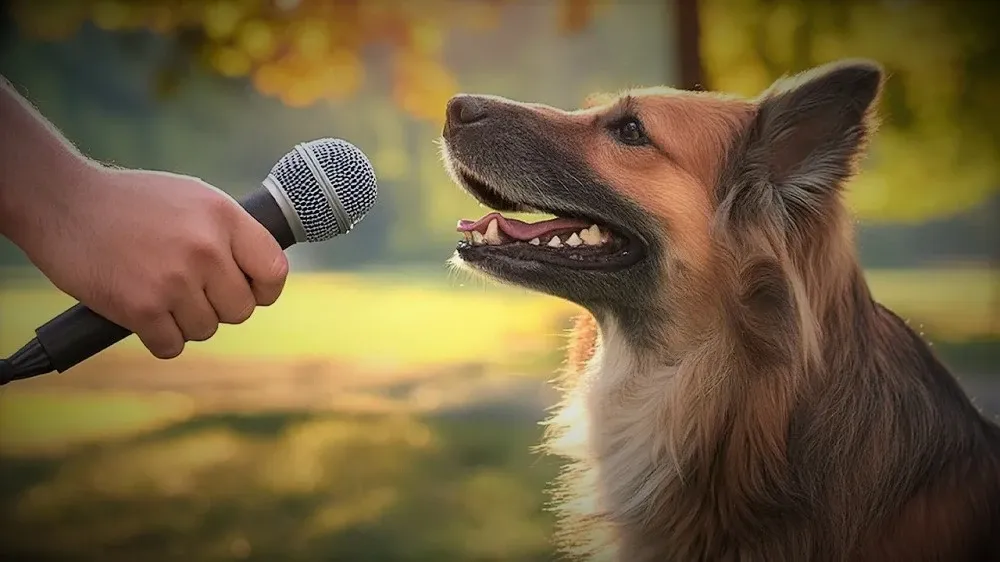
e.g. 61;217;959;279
439;59;1000;562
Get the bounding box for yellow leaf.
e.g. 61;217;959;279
238;19;277;61
292;19;330;62
203;0;243;40
319;50;364;100
210;46;251;78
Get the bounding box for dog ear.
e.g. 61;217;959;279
748;59;884;206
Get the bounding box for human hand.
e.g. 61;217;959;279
13;165;289;359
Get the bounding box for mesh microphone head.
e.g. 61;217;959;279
264;138;378;243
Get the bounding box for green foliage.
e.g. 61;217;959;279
702;0;1000;222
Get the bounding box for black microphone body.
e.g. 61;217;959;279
0;138;378;386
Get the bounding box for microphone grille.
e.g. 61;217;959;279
266;138;378;242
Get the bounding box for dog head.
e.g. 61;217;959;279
441;60;884;349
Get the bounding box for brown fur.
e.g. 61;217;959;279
581;89;755;269
441;59;1000;562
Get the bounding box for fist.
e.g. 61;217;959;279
21;165;289;359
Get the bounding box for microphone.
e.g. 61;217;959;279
0;138;378;386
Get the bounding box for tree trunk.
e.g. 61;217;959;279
674;0;705;90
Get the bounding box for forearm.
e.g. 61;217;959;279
0;75;102;245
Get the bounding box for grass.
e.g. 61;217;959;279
1;266;996;365
0;264;995;455
864;267;999;340
0;269;581;369
0;409;561;562
0;390;194;455
0;265;996;451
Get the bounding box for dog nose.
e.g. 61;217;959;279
446;95;488;126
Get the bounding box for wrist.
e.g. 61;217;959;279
0;154;106;248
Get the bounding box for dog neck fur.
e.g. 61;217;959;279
545;261;822;561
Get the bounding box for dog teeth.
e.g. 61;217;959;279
484;219;502;245
580;225;602;245
464;223;607;250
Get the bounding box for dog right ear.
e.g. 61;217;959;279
747;59;884;209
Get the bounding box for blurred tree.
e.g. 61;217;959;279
8;0;995;225
700;0;1000;223
7;0;602;128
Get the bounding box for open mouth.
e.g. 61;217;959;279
453;170;645;271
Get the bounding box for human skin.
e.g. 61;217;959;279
0;76;288;359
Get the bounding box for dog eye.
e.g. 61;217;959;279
612;118;649;146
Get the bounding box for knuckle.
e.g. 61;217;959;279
189;236;222;263
160;267;191;294
206;192;237;220
129;298;166;324
185;230;226;266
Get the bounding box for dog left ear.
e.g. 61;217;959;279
749;59;884;200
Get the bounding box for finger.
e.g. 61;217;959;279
171;289;220;342
205;259;257;325
134;314;186;359
229;212;289;306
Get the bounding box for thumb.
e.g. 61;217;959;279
229;206;289;306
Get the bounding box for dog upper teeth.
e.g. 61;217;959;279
464;222;607;249
484;219;502;245
580;225;602;245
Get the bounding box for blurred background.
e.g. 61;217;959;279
0;1;997;560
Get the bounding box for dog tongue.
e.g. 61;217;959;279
457;212;591;241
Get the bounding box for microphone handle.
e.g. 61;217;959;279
13;188;296;379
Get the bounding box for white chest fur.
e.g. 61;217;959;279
546;320;681;556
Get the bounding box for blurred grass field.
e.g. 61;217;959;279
0;269;582;369
1;265;997;452
2;266;996;366
0;266;997;561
